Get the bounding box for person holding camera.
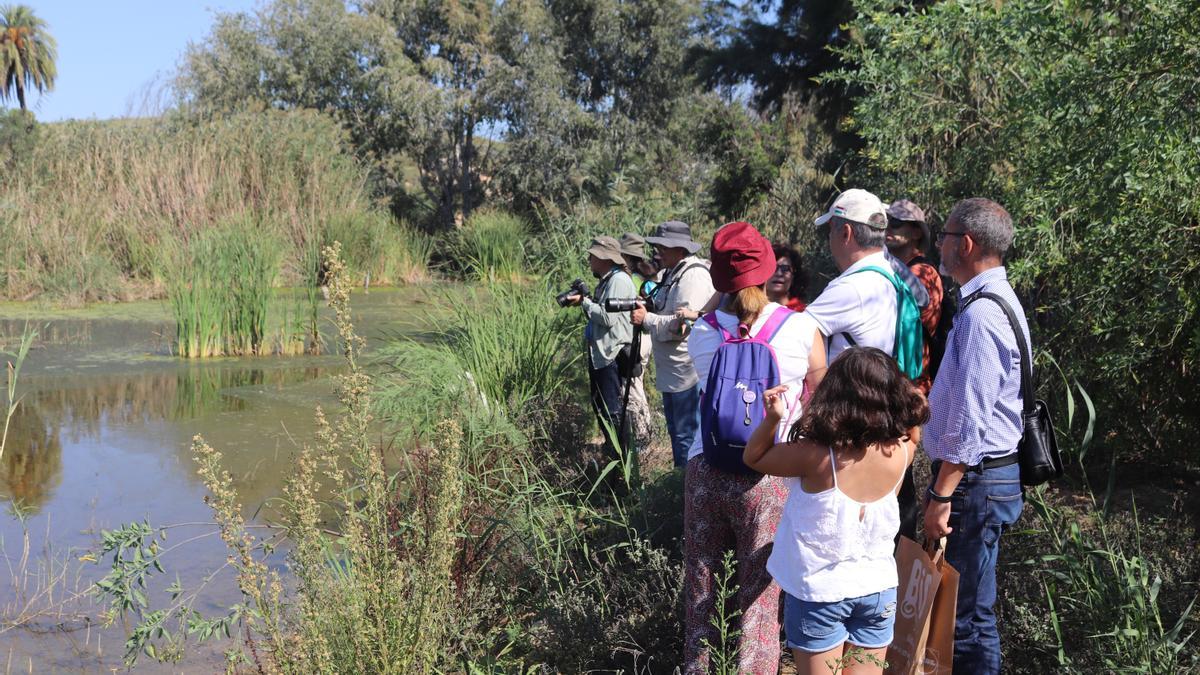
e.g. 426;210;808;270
563;236;638;457
631;221;716;468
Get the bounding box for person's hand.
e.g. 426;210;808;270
924;498;953;539
565;292;584;306
675;307;700;322
630;302;647;325
763;385;789;421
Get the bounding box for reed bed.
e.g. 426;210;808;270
0;111;430;304
452;210;529;282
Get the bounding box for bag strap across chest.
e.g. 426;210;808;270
961;291;1033;415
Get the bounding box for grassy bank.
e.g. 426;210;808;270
80;212;1197;670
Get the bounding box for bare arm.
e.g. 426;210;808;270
744;385;822;477
804;327;827;394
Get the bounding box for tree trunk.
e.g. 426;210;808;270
459;119;475;226
16;84;25;112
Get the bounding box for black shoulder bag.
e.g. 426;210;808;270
962;291;1063;486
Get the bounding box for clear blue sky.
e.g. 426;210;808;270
16;1;260;122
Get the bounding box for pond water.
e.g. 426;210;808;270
0;288;440;672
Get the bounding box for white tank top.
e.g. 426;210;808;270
767;446;906;602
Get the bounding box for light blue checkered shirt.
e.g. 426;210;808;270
925;267;1031;466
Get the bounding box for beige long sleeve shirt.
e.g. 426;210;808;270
641;256;716;392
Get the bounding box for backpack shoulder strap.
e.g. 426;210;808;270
850;265;902;290
961;291;1034;414
701;311;733;342
751;306;794;344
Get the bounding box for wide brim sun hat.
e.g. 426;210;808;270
644;220;702;254
619;232;649;260
587;236;626;266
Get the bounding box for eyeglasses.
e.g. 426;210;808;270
935;230;969;245
773;265;793;275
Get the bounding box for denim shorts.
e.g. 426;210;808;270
783;587;898;653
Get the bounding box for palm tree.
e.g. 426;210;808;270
0;5;55;111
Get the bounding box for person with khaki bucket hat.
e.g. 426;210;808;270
562;236;638;457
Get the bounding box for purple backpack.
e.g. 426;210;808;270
700;306;794;474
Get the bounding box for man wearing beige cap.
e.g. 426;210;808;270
806;188;926;541
564;236;637;457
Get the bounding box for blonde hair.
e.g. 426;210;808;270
729;286;769;337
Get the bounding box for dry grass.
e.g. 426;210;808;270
0;111;430;304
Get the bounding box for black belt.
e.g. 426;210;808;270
969;453;1018;473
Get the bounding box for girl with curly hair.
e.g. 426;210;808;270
743;347;929;675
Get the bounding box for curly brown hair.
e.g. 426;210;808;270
771;241;807;300
789;347;929;449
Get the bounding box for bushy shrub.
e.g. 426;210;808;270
834;0;1200;465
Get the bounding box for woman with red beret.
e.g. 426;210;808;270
683;222;827;672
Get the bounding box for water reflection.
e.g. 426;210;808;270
0;365;331;510
0;404;63;511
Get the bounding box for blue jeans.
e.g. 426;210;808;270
662;385;700;468
942;460;1023;675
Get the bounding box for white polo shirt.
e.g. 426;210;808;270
803;250;898;363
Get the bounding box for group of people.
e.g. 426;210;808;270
565;189;1030;675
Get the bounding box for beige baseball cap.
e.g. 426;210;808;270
814;188;888;228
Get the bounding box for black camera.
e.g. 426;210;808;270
555;279;591;307
603;298;641;312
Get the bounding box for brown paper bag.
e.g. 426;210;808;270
885;537;958;675
922;545;959;675
886;536;939;675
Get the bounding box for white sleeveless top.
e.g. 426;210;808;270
767;446;906;602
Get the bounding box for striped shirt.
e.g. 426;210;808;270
924;267;1030;466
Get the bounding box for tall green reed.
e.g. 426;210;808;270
0;111;408;303
380;281;580;417
1021;373;1197;671
1;324;36;461
164;223;279;358
453;211;529;282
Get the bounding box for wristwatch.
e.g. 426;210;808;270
927;486;953;504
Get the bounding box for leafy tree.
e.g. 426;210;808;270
180;0;709;226
0;4;56;111
0;106;35;169
490;0;706;213
692;0;856;114
179;0;422;215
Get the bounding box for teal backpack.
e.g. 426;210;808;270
842;266;925;380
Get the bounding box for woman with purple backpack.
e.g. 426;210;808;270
683;221;827;673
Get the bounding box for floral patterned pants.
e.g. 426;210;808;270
683;456;787;674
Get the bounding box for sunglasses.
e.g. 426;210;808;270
935;230;968;245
